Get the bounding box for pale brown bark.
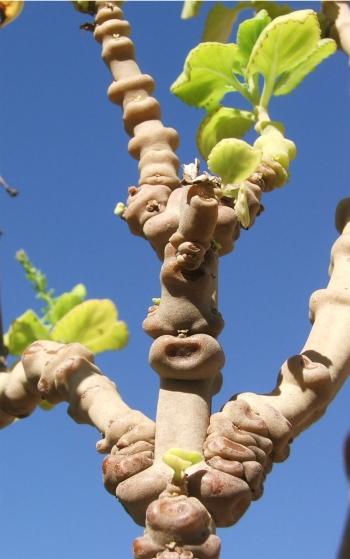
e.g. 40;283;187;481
0;340;155;455
94;1;180;189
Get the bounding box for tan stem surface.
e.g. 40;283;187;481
154;378;213;460
116;177;225;540
94;1;180;188
234;200;350;455
0;341;154;454
199;201;350;530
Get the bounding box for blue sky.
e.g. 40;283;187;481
0;1;349;558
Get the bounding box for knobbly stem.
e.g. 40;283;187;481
72;6;308;546
0;341;154;433
202;200;350;530
0;3;343;558
94;1;180;190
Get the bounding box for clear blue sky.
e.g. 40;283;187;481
1;2;349;558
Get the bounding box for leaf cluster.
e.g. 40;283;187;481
172;7;336;225
5;251;128;357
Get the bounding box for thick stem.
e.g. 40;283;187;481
226;199;350;460
154;378;212;460
198;200;350;530
0;341;155;455
89;4;305;553
116;176;226;555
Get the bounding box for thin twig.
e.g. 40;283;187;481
0;176;19;197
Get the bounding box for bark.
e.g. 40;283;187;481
201;200;350;529
0;341;155;462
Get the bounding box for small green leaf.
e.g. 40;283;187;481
51;299;129;354
274;39;336;96
168;448;203;464
45;283;87;325
114;202;126;217
163;453;191;482
208;138;262;185
5;310;51;355
237;9;271;65
181;0;202;19
203;4;241;43
197;107;255;159
16;250;51;300
71;284;87;299
163;448;203;482
171;43;242;111
247;10;322;103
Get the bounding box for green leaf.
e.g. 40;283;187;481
274;39;337;96
168;448;203;464
237;9;271;65
51;299;129;354
252;1;292;19
45;283;87;325
70;284;87;299
197;107;255;159
114;202;126;217
163;448;203;482
181;0;202;19
208;138;262;184
247;10;322;103
5;310;51;355
16;250;51;301
171;42;242;111
203;4;241;43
